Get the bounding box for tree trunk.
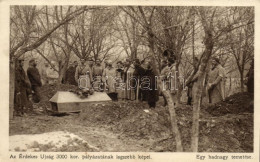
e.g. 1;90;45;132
9;58;15;120
191;73;206;151
191;8;214;151
162;90;183;151
147;27;183;151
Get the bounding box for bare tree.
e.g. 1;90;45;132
190;6;254;151
227;8;254;92
10;6;88;119
114;9;145;60
121;6;184;151
66;7;117;62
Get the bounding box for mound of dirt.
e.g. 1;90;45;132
199;113;253;152
115;108;172;140
150;113;253;152
77;100;171;140
206;92;253;116
75;96;253;152
78;101;153;127
78;101;194;150
13;87;253;152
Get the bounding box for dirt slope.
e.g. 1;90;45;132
10;85;253;152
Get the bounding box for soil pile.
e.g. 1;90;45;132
79;102;139;126
10;88;253;152
199;113;253;152
206;92;253;116
76;92;253;152
115;107;172;140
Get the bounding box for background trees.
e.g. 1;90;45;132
9;6;89;118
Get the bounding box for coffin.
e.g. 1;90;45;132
49;91;112;113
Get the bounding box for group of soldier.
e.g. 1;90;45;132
63;57;160;108
14;49;253;117
14;59;42;116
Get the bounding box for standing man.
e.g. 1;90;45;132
14;58;32;116
115;61;125;100
92;59;103;91
65;61;78;86
160;49;177;106
133;59;142;101
185;57;199;105
123;58;136;101
102;60;118;101
75;59;93;89
88;58;94;74
135;58;159;108
27;59;42;103
92;59;103;77
207;57;226;104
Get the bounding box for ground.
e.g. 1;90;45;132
9;84;254;152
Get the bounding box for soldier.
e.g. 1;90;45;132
207;57;226;104
92;59;103;77
27;59;42;103
135;58;159;108
123;58;136;100
115;61;125;100
88;58;94;72
102;60;118;101
65;61;78;86
75;59;93;89
185;57;199;105
133;59;142;101
160;49;177;106
14;58;32;116
92;59;103;91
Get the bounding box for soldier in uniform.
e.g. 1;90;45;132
207;57;226;104
92;59;103;91
115;61;125;100
102;60;118;101
75;59;93;89
15;58;32;116
88;58;94;72
135;58;159;108
27;59;42;103
160;49;177;106
185;57;199;105
123;58;136;100
65;61;78;86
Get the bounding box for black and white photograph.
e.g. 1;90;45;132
0;2;258;161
